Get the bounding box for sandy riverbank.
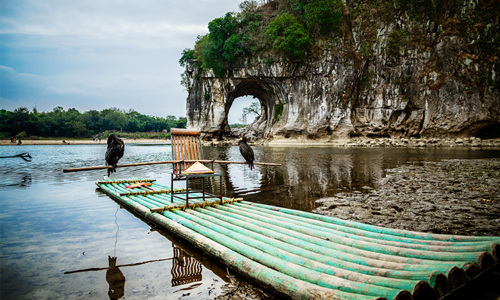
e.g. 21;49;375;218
212;136;500;148
2;136;500;147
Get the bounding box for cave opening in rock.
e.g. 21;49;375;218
225;94;264;138
220;79;278;138
227;95;261;127
476;123;500;139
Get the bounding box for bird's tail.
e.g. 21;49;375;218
107;165;117;177
249;162;254;170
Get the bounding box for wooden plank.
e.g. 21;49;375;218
171;128;201;136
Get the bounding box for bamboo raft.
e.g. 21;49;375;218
97;179;500;300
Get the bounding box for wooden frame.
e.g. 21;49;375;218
170;128;222;205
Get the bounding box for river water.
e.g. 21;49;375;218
1;144;499;299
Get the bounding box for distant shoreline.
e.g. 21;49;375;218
2;137;500;148
0;138;171;145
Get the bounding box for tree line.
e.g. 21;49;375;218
0;107;187;139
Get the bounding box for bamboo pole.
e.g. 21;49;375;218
197;206;453;279
232;202;494;254
167;209;402;299
225;203;482;262
242;202;499;243
185;208;420;292
63;160;281;173
96;181;499;300
97;182;368;300
214;160;281;166
64;161;179;172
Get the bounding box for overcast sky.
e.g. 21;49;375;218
0;0;255;121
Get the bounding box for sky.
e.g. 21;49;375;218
0;0;255;121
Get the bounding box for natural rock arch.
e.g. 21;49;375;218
185;61;291;139
222;78;288;137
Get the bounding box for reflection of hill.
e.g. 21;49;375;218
203;146;430;211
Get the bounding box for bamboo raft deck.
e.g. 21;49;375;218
96;178;500;300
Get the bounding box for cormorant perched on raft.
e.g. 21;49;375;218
105;134;124;177
238;137;254;170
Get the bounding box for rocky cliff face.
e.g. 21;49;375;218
184;1;499;141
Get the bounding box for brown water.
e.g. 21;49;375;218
1;144;499;299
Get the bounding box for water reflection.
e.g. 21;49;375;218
171;244;203;287
204;146;500;211
1;144;500;299
62;217;211;299
106;256;125;300
205;146;385;210
0;172;32;189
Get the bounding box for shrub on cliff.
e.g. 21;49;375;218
293;0;343;38
186;12;250;77
180;0;344;75
265;13;312;61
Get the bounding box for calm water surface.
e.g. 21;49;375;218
1;144;499;299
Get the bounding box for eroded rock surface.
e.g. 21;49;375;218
184;2;499;142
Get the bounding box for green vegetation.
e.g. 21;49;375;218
241;101;261;124
0;107;186;139
386;29;410;56
295;0;343;38
180;0;345;77
229;123;246;128
265;13;312;61
274;102;284;122
179;0;498;95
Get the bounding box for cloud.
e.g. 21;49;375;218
44;86;84;96
0;65;45;94
0;0;243;117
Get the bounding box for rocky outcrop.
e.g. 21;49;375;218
184;1;499;141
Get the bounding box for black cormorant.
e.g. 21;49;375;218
105;134;124;176
238;137;254;170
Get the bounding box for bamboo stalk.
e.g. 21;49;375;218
234;202;494;253
63;160;281;172
243;202;498;242
98;182;354;299
227;203;481;262
185;208;420;292
198;206;452;279
97;181;500;300
166;209;399;299
214;160;281;166
64;161;180;172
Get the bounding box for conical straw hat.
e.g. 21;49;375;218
182;161;214;174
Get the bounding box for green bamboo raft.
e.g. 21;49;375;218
96;178;500;300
